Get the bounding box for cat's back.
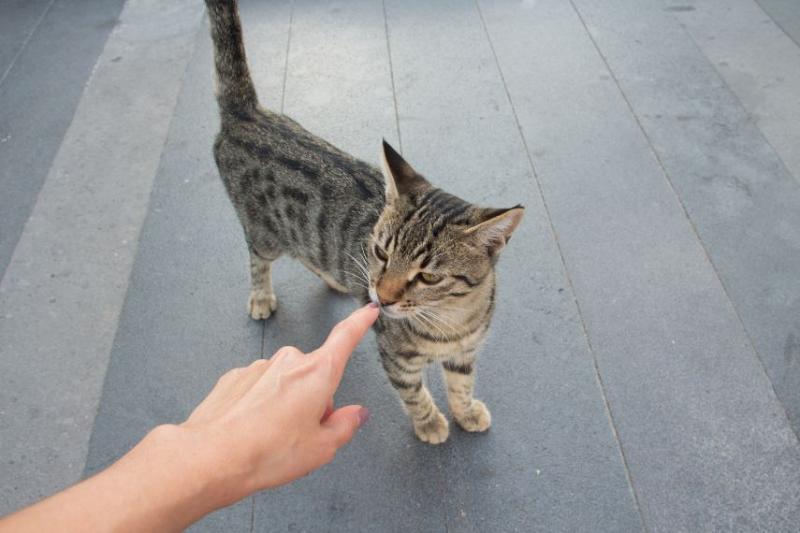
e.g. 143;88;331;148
213;107;384;207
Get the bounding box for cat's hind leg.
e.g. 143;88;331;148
248;248;279;320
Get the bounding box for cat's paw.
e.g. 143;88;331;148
414;411;450;444
248;290;277;320
453;400;492;433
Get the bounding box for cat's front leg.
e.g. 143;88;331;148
379;348;449;444
442;354;491;433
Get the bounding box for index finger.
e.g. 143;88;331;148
312;303;379;388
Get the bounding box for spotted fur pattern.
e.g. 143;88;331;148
206;0;523;443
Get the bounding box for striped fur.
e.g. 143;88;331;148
205;0;523;443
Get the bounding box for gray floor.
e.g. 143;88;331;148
2;0;800;531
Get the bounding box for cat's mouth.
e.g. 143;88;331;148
368;286;407;320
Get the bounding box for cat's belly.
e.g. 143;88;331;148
298;258;349;293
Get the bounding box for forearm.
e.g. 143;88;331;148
0;425;232;533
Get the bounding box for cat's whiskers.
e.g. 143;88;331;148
410;310;450;340
415;308;455;341
341;256;370;290
360;244;373;280
343;251;371;288
419;306;468;338
341;271;370;291
418;309;454;337
344;251;369;276
431;301;472;322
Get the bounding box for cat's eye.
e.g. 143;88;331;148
374;244;388;262
417;272;443;285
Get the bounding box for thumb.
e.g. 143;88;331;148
322;405;369;447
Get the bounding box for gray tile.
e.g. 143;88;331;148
672;0;800;183
0;0;126;276
79;9;274;533
0;0;51;79
585;0;800;474
237;0;295;113
385;1;643;531
281;0;400;160
757;0;800;47
480;0;800;530
586;0;800;455
187;499;253;533
0;0;204;514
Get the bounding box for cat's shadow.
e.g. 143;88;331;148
263;263;353;354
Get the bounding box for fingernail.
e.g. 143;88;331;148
357;407;370;427
367;302;379;309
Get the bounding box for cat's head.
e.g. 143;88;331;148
366;141;523;322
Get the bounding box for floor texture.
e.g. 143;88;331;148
2;1;799;531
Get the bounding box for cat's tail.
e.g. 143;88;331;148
205;0;258;112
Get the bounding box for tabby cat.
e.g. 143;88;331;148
206;0;523;444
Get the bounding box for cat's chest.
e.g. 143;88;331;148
414;329;486;358
384;320;488;359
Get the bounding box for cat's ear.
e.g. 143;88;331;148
464;206;525;257
380;140;428;201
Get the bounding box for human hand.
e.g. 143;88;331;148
169;303;379;507
0;304;379;533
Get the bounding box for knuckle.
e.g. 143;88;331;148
275;345;302;359
217;368;240;385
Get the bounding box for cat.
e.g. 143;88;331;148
205;0;523;444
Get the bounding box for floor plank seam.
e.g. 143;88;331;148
670;3;800;187
755;0;800;49
570;0;800;446
0;0;56;89
259;0;294;366
279;0;295;115
249;494;256;533
381;0;403;154
438;453;450;533
259;315;267;359
475;1;650;530
0;0;59;283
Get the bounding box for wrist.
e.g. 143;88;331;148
162;422;258;508
140;424;241;509
106;423;238;529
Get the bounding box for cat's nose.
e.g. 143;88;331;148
376;277;404;306
376;287;399;306
377;295;398;306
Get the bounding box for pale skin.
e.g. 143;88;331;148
0;304;380;533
